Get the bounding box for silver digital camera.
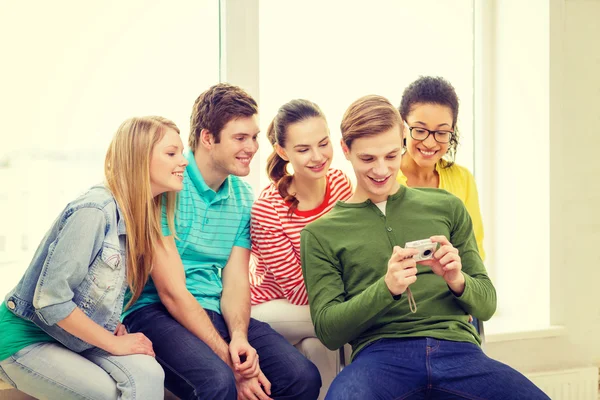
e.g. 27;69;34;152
405;239;438;262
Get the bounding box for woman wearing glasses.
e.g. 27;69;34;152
398;76;485;260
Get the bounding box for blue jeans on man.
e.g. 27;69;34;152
124;303;321;400
327;338;549;400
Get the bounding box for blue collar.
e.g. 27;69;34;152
185;149;231;203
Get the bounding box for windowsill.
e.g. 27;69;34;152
485;315;566;343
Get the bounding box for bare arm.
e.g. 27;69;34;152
221;246;251;340
152;235;232;366
57;308;154;356
222;246;265;379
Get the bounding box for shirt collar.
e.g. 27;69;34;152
96;184;127;235
397;162;441;186
185;149;231;202
115;201;127;235
397;169;408;186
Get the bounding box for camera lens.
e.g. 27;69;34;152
423;249;432;257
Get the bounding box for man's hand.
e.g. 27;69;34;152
229;333;259;378
236;370;272;400
419;235;465;295
384;246;419;296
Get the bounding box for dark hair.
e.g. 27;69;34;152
340;95;401;150
189;83;258;149
266;99;325;215
399;76;460;168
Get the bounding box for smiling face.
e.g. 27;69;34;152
404;103;454;169
278;117;332;181
343;124;403;203
209;115;260;177
149;128;188;197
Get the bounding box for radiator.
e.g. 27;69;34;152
525;367;599;400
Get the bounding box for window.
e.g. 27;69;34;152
0;1;553;336
253;0;552;335
473;0;551;334
257;0;475;192
0;2;220;294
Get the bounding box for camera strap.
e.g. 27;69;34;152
406;287;417;313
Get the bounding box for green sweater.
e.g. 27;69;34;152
300;186;496;360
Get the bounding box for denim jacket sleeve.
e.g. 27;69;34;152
34;207;107;326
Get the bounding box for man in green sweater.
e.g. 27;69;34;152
300;95;549;400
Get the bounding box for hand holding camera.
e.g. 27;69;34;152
411;235;465;294
384;246;419;296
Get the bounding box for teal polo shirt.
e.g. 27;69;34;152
123;149;254;317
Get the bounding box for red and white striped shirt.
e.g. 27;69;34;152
250;168;353;305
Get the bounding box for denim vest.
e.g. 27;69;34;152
4;185;128;353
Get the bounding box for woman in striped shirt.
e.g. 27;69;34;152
249;99;352;399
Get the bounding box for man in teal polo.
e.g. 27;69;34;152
123;83;321;400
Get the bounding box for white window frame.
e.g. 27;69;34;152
473;0;555;338
221;0;560;340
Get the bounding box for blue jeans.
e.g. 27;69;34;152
124;303;321;400
326;338;549;400
0;342;164;399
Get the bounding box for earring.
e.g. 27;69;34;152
403;138;407;147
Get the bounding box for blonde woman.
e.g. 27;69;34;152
0;116;188;399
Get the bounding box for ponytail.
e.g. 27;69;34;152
266;99;325;216
265;120;299;216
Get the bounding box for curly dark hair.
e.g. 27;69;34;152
399;76;460;168
189;83;258;149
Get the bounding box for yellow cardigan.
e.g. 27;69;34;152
397;163;486;260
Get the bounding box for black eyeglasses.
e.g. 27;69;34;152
404;122;453;144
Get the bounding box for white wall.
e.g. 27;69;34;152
481;0;551;333
0;1;220;294
485;0;600;373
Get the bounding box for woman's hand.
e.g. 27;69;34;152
107;332;155;357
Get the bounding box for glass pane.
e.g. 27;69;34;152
258;0;474;189
0;2;219;291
